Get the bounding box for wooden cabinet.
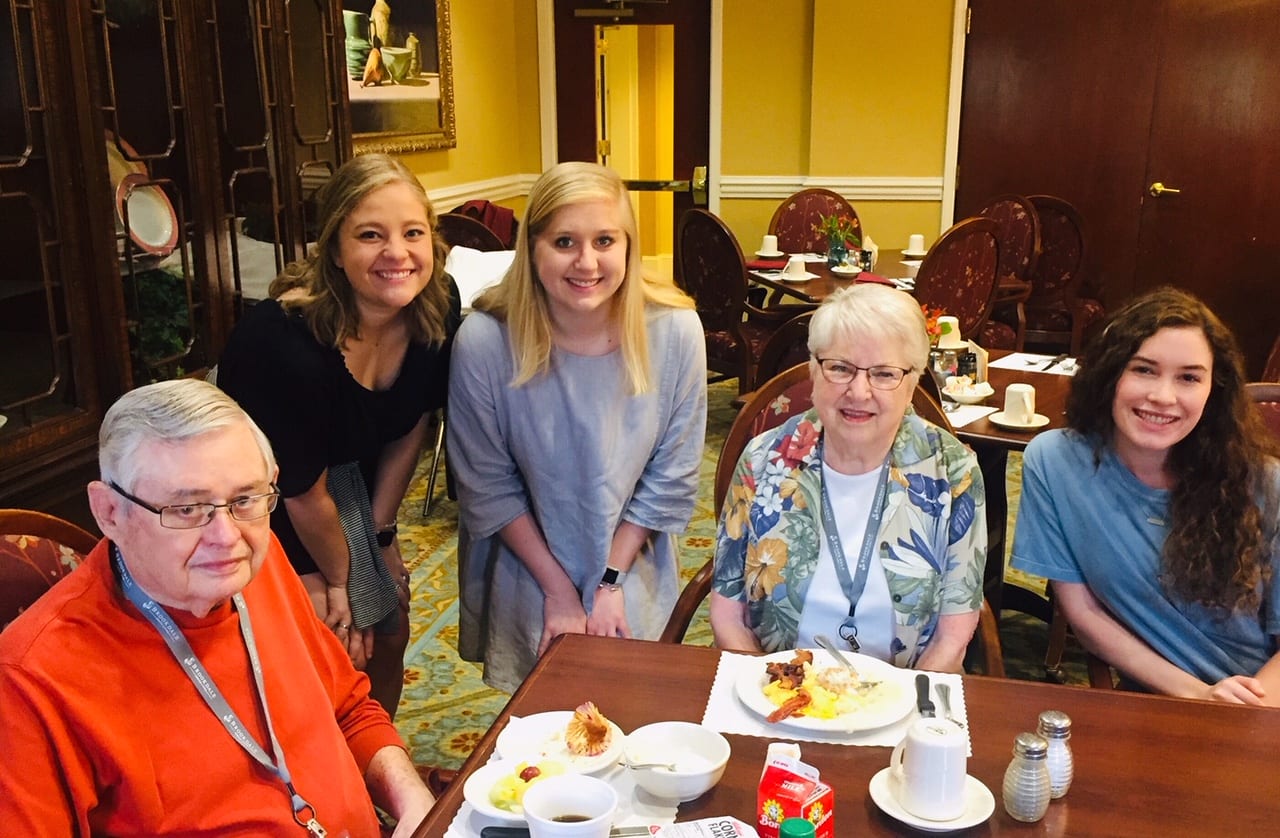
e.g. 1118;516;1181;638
0;0;349;519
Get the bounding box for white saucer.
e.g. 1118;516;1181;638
830;264;862;275
901;248;928;258
988;410;1050;430
868;767;995;833
778;271;818;282
755;250;786;258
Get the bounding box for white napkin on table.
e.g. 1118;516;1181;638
944;404;998;428
700;652;970;754
986;352;1078;376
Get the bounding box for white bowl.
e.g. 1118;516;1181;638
623;722;730;802
943;378;995;405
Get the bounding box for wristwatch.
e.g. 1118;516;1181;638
376;523;398;548
598;565;628;591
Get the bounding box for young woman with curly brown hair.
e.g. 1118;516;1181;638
1012;287;1280;704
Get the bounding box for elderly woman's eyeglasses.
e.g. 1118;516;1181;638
109;481;281;530
814;358;914;390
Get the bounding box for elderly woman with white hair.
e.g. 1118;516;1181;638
710;284;987;671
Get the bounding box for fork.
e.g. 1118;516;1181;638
936;683;965;728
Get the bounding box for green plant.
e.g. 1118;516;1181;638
814;213;862;248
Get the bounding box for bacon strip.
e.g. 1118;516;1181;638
766;688;812;723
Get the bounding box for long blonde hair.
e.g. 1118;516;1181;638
471;161;692;394
268;153;453;348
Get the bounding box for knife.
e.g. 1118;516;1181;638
915;673;936;718
480;827;653;838
1041;353;1068;371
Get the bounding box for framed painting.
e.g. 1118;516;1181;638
343;0;456;153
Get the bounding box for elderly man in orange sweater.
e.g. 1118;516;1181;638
0;379;435;836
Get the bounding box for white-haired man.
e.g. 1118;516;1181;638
0;379;434;836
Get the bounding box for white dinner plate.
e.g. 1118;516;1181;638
734;649;914;733
755;249;786;258
495;711;625;775
901;248;928;258
830;264;862;276
987;411;1050;430
868;767;995;833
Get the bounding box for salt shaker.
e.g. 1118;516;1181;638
1002;732;1051;823
1037;710;1074;798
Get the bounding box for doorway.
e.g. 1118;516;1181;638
552;0;711;281
956;0;1280;375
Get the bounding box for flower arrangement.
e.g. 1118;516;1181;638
922;304;948;345
814;213;862;248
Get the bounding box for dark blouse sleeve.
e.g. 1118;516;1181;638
217;300;334;498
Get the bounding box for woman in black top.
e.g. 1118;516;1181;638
220;154;459;717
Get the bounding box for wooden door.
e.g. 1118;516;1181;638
552;0;709;247
1134;0;1280;375
957;0;1280;376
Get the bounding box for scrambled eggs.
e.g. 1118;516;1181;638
488;760;565;812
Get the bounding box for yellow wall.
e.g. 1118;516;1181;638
399;0;541;205
719;0;955;252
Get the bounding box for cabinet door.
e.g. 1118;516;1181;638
0;0;125;508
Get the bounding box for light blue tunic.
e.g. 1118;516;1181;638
1012;429;1280;683
448;307;707;692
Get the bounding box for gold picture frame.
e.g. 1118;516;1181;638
345;0;456;154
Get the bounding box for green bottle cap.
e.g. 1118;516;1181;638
779;817;817;838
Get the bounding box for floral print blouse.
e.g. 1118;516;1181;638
712;407;987;665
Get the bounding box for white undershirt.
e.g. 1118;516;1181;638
795;462;894;661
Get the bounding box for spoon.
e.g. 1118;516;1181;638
936;683;965;729
624;759;677;772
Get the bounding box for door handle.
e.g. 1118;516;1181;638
622;166;709;206
1148;181;1182;197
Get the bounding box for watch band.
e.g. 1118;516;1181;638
598;565;628;589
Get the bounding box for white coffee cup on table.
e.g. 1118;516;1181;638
523;774;617;838
784;255;808;278
890;718;968;821
1004;383;1036;425
760;233;780;255
935;316;964;349
907;233;926;253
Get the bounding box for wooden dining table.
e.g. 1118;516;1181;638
412;634;1280;837
747;249;919;306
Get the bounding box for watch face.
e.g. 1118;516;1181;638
600;567;620;585
377;529;395;548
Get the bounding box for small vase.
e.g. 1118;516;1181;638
826;239;848;268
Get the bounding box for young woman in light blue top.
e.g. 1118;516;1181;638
1013;288;1280;704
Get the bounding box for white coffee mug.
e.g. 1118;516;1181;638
935;316;964;349
890;718;968;821
1004;383;1036;425
523;774;617;838
907;233;926;253
783;255;807;278
760;233;779;255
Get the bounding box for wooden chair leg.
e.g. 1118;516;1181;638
421;410;446;516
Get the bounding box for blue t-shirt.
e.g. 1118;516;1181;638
1011;429;1280;683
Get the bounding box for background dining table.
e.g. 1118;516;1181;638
747;249;919;306
412;634;1280;837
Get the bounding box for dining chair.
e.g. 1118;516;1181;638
1021;195;1106;355
1246;382;1280;441
1044;592;1118;689
1262;335;1280;381
977;194;1042;351
912;217;1013;350
435;212;506;253
676;208;794;394
768;188;860;255
751;311;813;390
0;509;98;629
447;200;518;249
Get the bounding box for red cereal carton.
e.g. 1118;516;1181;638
756;754;834;838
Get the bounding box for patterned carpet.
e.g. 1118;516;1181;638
391;380;1085;770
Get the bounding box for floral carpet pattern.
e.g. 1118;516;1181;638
391;381;1083;771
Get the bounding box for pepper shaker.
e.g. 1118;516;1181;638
1037;710;1074;798
1002;731;1051;823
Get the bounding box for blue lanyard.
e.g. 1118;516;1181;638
815;440;891;651
113;545;327;836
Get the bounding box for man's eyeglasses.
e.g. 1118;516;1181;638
814;358;914;390
109;481;280;530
